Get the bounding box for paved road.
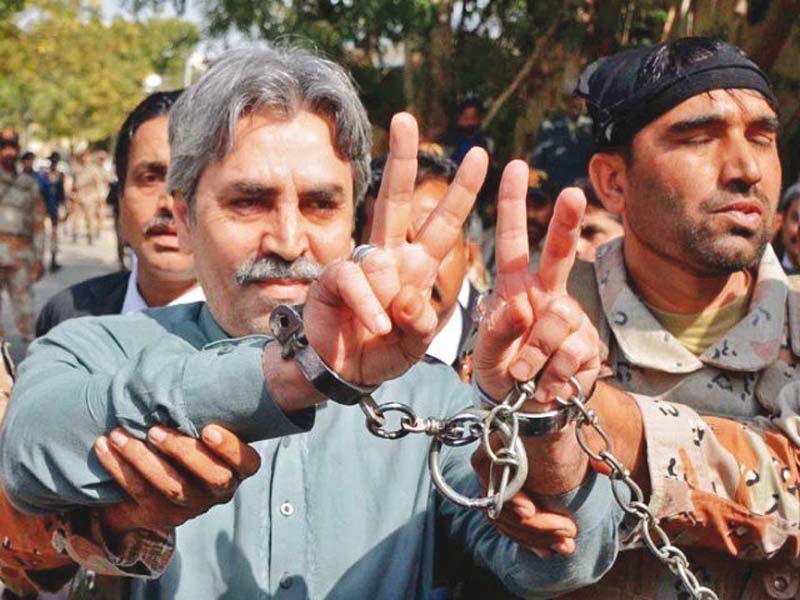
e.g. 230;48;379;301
2;221;120;363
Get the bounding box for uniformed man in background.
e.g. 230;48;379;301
0;129;45;343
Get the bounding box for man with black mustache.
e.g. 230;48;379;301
36;91;202;336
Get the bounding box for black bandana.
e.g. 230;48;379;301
575;37;777;151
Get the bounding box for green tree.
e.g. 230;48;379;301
0;0;199;146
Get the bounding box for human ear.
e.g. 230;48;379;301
588;152;628;217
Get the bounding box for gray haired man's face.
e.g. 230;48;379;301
174;109;355;337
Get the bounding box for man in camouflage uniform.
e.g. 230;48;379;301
0;130;45;343
491;38;800;599
71;151;108;245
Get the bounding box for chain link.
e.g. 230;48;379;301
560;378;719;600
357;376;717;600
357;380;534;516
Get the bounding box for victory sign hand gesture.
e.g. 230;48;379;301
303;113;488;386
473;162;601;406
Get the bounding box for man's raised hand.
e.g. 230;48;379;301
473;163;601;408
303;113;488;386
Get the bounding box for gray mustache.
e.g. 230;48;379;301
235;255;323;286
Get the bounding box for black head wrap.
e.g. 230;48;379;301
575;37;777;151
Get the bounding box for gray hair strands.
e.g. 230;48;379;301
167;44;372;209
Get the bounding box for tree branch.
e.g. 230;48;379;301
483;20;559;128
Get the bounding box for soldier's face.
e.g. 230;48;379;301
120;115;195;284
175;109;355;337
623;89;781;275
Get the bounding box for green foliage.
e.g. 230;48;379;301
0;0;199;144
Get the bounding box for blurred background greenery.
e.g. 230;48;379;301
1;0;798;183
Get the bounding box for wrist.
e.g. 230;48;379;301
262;341;326;413
522;424;590;496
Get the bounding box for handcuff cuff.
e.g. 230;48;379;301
267;245;718;599
269;301;584;437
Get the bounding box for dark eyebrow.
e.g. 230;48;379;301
131;160;167;176
666;115;727;134
748;115;780;132
667;114;780;135
218;180;280;200
300;185;346;202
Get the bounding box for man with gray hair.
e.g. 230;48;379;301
1;45;623;599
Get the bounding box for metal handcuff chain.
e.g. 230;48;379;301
556;379;719;600
358;386;530;518
360;373;718;599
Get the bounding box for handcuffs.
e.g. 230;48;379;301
268;304;377;406
269;302;583;437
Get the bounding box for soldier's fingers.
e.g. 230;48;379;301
508;296;584;384
107;428;196;506
201;425;262;480
370;113;418;248
147;426;239;497
94;436;150;503
535;188;586;294
492;520;573;557
415;147;487;261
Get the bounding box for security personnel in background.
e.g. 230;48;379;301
0;129;45;342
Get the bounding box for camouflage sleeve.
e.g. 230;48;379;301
633;393;800;561
31;190;46;262
52;509;175;578
0;487;78;595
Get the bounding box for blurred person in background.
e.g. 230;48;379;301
773;182;800;275
36;90;200;337
70;150;108;245
441;96;494;165
530;91;593;196
42;152;68;272
0;129;45;344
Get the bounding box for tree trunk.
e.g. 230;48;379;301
425;0;455;140
743;0;800;70
483;20;560;129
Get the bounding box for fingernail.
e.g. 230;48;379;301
530;548;552;560
551;540;573;557
509;359;534;382
202;426;223;446
375;314;392;335
95;436;109;453
148;426;167;443
109;430;128;448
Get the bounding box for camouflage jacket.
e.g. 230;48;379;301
563;237;800;599
0;170;45;266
